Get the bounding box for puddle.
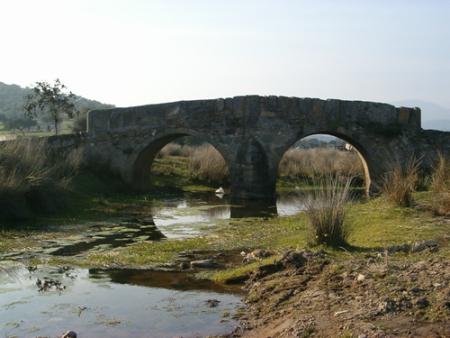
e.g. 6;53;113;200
0;265;242;338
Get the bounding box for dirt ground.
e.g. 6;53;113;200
226;245;450;338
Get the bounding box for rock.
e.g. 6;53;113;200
280;251;307;269
411;240;439;253
410;286;423;294
224;274;249;285
179;261;190;270
206;299;220;307
243;249;273;263
252;263;283;279
356;273;366;282
377;299;397;314
215;187;225;194
334;310;349;316
386;243;411;254
61;331;77;338
414;297;430;309
190;259;218;269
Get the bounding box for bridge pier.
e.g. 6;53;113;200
229;138;277;202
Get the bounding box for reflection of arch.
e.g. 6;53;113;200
276;131;372;195
131;129;230;192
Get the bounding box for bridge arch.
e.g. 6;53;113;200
274;131;372;195
131;129;232;192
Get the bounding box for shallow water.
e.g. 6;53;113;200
0;191;312;337
0;266;242;338
151;191;307;238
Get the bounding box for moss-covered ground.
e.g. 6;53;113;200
54;193;449;283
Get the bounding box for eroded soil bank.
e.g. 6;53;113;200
226;247;450;338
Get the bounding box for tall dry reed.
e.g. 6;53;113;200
0;138;82;220
430;153;450;216
279;148;363;180
188;145;228;184
381;157;420;207
304;175;352;247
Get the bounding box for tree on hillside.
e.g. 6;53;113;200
24;79;77;135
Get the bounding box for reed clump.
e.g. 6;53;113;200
304;174;352;247
381;157;420;207
430;153;450;216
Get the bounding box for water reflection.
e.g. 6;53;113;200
152;191;305;223
91;269;241;294
0;266;241;338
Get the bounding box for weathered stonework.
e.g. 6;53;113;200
49;96;450;201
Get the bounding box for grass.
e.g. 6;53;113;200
196;255;281;283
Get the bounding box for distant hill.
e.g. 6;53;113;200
0;81;114;130
391;99;450;131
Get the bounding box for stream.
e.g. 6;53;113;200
0;191;309;337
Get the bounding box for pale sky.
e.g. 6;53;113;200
1;0;449;109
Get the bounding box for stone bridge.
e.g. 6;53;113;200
77;95;449;202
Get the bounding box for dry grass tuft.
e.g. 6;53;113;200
305;175;352;247
430;153;450;216
0;138;82;220
382;157;420;207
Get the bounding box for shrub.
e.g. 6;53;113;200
382;157;420;207
0;138;82;220
430;154;450;216
304;175;352;247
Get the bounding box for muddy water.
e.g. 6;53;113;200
0;265;242;337
0;191;308;337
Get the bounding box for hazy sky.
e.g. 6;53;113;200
1;0;449;109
